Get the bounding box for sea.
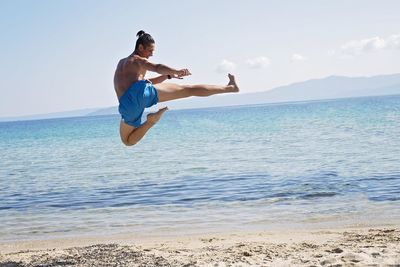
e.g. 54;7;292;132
1;95;400;241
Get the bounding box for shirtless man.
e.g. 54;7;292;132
114;30;239;146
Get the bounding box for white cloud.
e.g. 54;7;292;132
328;50;336;56
216;59;236;73
339;34;400;55
245;56;271;69
387;34;400;49
291;53;307;62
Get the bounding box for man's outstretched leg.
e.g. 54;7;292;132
155;74;239;103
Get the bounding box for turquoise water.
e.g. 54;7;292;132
1;95;400;241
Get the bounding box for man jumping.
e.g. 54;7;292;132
114;30;239;146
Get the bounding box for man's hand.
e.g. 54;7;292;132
147;107;168;125
176;69;192;78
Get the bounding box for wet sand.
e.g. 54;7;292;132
1;227;400;266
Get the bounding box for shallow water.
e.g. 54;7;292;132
1;95;400;241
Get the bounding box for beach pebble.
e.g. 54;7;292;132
320;258;335;265
330;248;344;253
341;252;365;263
242;251;252;257
371;252;380;257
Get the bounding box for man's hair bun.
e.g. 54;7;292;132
136;30;146;38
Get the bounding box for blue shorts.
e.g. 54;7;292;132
118;80;159;127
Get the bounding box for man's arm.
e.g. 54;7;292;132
148;73;185;84
148;75;169;85
134;55;191;77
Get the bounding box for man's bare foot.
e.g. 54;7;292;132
147;107;168;125
227;73;240;92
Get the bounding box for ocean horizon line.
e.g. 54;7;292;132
1;93;399;124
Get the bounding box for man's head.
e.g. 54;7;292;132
134;30;155;58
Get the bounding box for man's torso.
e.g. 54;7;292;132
114;56;147;99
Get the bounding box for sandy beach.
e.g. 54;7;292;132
1;226;399;267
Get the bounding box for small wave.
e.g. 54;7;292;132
48;201;100;209
320;171;339;177
177;196;210;202
357;175;400;182
369;195;400;202
300;192;337;199
269;192;293;198
209;176;249;183
110;202;140;208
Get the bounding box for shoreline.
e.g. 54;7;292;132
1;225;400;266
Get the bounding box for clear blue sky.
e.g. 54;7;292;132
1;0;399;117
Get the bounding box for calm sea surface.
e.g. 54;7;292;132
1;95;400;241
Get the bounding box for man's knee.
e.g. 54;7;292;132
121;138;135;146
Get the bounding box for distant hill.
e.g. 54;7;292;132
2;73;400;122
160;73;400;110
86;106;118;116
0;108;100;122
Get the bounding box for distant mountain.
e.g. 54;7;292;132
2;73;400;122
256;73;400;101
86;106;118;116
0;108;100;122
161;73;400;110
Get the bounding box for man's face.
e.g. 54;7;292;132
139;43;155;59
